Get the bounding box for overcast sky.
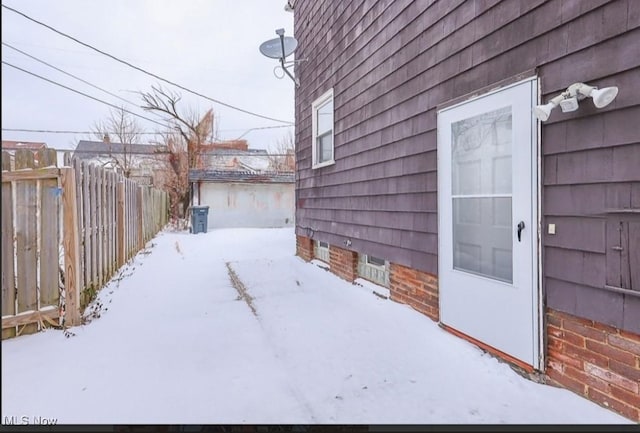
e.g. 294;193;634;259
1;0;295;152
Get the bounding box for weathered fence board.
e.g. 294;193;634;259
61;167;81;326
101;168;108;286
14;150;38;335
117;181;125;267
73;159;84;298
37;150;59;310
90;163;98;293
137;186;144;249
80;160;91;300
108;171;115;279
1;151;16;338
97;166;104;288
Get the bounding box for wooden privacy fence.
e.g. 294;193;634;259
1;149;168;339
70;158;168;306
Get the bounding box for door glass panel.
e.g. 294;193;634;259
451;106;513;283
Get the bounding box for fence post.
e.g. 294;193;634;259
61;167;81;326
117;181;125;267
2;150;12;171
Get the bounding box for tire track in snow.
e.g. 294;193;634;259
225;262;257;316
226;261;319;423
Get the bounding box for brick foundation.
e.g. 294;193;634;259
389;263;439;322
329;245;358;282
546;308;640;421
295;236;639;421
296;235;313;262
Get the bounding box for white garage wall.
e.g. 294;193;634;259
200;183;295;229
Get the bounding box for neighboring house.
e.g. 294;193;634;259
290;0;639;421
189;169;295;229
199;139;295;173
1;140;48;168
188;139;295;229
200;148;273;173
73;140;169;186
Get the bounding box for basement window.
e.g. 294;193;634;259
312;88;334;169
358;254;389;287
314;240;330;263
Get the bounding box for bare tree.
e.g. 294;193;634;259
92;106;143;178
140;85;216;217
152;130;189;221
268;130;295;172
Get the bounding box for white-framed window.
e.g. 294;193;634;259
358;254;390;287
312;88;335;168
366;255;385;267
314;240;330;263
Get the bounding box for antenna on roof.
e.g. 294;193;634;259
259;28;304;87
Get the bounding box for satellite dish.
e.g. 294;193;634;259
259;29;303;87
259;36;298;59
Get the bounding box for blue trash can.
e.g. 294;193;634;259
190;206;209;234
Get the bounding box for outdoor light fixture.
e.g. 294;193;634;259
284;1;294;12
533;82;619;121
558;95;579;113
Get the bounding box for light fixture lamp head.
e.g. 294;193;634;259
569;82;619;108
533;93;566;122
590;86;619;108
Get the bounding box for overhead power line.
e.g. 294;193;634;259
2;61;168;128
3;41;143;110
2;4;295;125
0;147;293;156
3;128;163;135
2;125;293;135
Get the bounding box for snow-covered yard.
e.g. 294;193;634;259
1;228;633;425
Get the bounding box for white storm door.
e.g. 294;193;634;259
438;78;539;368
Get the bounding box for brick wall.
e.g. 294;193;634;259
389;263;439;322
329;245;358;282
296;235;313;262
296;236;640;421
546;308;640;421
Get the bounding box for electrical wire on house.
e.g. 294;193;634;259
2;4;295;125
234;124;294;139
2;60;171;128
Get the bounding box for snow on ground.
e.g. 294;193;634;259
1;228;633;425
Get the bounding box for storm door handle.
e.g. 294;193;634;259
517;221;525;242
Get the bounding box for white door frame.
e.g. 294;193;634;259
437;76;542;370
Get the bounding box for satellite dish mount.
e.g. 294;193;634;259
259;29;303;87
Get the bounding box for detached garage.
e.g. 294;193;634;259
189;169;295;229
